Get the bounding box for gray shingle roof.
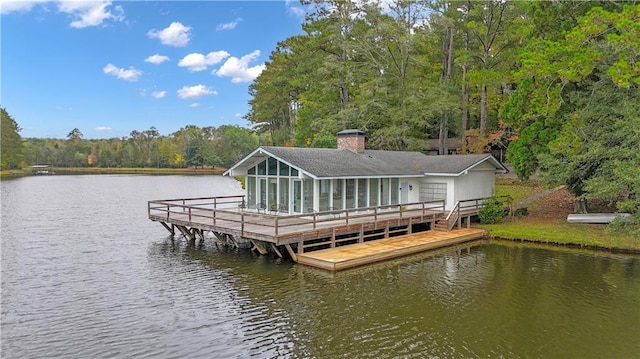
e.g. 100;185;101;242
258;146;505;178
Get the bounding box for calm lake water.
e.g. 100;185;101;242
1;174;639;358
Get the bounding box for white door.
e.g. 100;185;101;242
400;182;409;203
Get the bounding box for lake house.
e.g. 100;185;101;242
224;130;508;214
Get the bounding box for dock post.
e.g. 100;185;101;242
331;228;336;247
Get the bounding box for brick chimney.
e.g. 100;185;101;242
337;129;365;153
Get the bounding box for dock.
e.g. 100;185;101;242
148;195;496;270
297;228;488;271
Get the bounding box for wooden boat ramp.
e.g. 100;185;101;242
148;195;494;271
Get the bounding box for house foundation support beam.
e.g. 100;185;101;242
249;239;268;255
159;222;175;236
285;244;298;263
227;234;240;249
176;225;195;241
213;231;226;245
271;243;283;258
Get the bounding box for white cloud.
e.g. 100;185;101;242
95;126;112;131
189;103;200;108
214;50;265;83
103;63;142;81
287;6;306;18
145;54;170;64
151;91;166;99
1;0;124;27
178;51;230;72
0;0;47;14
58;0;124;28
216;18;241;31
147;22;191;47
177;85;217;99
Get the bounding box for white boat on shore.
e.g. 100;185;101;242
567;213;631;224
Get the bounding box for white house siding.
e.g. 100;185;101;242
452;161;496;204
420;162;497;211
403;178;424;203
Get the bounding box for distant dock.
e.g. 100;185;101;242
31;165;55;175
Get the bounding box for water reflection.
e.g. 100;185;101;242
155;236;640;359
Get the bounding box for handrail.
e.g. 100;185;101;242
148;196;447;239
444;201;461;231
440;195;513;231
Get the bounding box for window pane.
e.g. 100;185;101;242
268;158;278;176
248;166;255;175
381;178;389;205
257;160;266;175
346;179;356;209
319;179;330;211
268;178;278;209
390;178;399;204
357;179;367;208
280;162;290;176
333;179;344;209
279;178;289;212
303;179;313;212
369;179;379;207
247;176;256;207
291;168;299;176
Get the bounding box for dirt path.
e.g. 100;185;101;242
515;185;567;209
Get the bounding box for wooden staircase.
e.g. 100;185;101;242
433;195;513;232
434;201;460;232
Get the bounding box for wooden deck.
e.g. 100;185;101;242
148;195;501;268
148;196;447;246
296;228;488;271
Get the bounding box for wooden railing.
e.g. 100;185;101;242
148;196;446;240
442;195;513;231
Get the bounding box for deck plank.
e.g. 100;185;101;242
296;228;487;271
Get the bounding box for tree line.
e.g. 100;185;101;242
1;108;258;170
2;1;639;219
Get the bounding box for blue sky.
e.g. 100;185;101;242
1;1;306;139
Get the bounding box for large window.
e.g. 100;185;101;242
280;163;290;176
257;160;266;175
246;158;300;214
346;179;356;209
390;178;399;204
246;177;256;207
357;179;367;208
279;178;289;212
369;179;379;207
333;179;344;209
319;180;331;211
268;158;277;175
381;178;390;205
303;179;313;212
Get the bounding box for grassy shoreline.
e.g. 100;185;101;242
480;179;640;253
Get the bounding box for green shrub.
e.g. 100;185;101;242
606;215;640;237
479;197;507;224
514;207;529;217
